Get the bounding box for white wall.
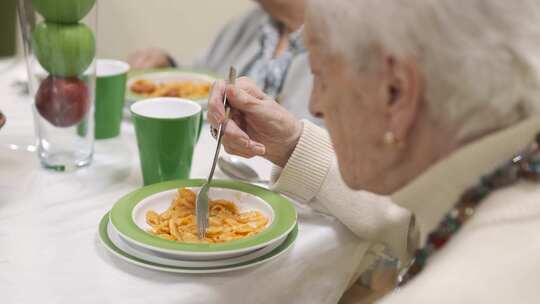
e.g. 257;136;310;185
96;0;254;63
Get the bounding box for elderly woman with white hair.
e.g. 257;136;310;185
208;0;540;302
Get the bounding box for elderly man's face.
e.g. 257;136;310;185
305;19;424;193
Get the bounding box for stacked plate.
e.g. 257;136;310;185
98;179;298;273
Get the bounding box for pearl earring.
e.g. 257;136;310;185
384;131;397;145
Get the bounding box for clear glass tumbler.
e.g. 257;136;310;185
17;0;97;171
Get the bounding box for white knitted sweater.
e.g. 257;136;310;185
271;118;540;303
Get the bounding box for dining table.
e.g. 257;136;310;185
0;59;372;304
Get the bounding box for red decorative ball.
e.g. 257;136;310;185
35;75;90;127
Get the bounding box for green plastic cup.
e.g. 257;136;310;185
0;0;17;58
95;59;130;139
131;98;203;185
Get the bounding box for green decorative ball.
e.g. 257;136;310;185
31;0;96;23
32;22;96;77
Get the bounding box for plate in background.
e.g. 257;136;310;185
126;68;217;108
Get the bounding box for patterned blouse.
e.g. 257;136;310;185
241;20;306;100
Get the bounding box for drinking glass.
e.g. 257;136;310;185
17;0;98;171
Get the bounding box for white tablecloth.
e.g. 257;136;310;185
0;62;370;304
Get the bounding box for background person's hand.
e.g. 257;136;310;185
0;110;5;130
127;47;172;69
208;77;303;167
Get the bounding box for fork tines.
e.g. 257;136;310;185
196;186;209;239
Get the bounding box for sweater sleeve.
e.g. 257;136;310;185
271;120;417;263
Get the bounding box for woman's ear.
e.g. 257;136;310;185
384;55;423;144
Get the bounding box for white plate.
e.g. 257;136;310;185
126;69;215;109
99;212;298;274
108;219;286;267
109;180;297;262
114;186;278;260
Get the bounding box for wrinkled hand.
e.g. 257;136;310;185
208;77;303;167
127;48;172;69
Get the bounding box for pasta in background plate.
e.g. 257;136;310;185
130;79;210;100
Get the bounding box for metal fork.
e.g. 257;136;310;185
196;67;237;239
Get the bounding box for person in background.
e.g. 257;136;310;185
208;0;540;302
128;0;319;123
0;110;5;130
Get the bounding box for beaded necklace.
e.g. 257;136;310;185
398;133;540;286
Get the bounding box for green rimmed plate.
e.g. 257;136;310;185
126;68;217;107
110;179;297;260
99;212;298;273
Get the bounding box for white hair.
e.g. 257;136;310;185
307;0;540;142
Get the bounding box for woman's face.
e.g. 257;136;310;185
305;18;427;193
307;48;390;191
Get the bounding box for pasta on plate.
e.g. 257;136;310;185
130;79;210;100
146;188;268;243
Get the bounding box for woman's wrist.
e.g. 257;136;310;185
269;120;333;203
271;120;303;167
